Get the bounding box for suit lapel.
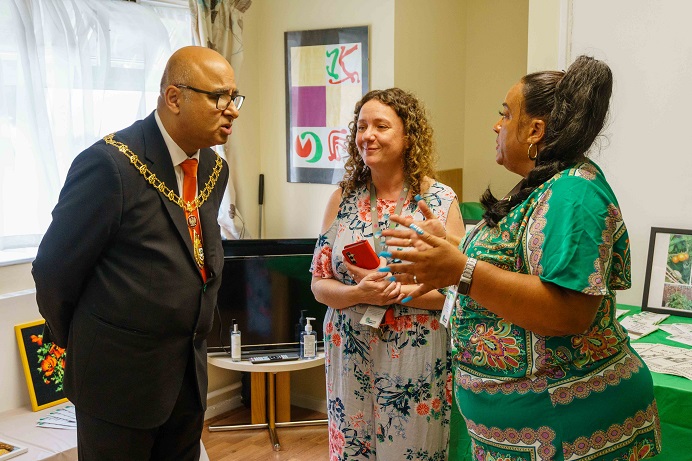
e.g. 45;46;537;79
140;114;197;266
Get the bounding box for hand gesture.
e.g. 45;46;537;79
344;256;405;306
380;223;466;302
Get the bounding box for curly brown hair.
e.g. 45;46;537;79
339;88;436;197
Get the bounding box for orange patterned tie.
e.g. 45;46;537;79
181;159;208;282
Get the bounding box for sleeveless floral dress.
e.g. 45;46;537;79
311;181;457;460
452;161;661;460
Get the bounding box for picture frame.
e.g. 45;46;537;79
641;227;692;317
0;440;28;461
14;319;68;411
284;26;369;184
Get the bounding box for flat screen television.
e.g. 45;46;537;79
207;238;327;357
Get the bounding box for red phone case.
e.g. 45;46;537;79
342;240;380;269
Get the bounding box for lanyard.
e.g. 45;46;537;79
370;182;409;254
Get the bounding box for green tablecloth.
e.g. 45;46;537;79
448;304;692;460
623;305;692;461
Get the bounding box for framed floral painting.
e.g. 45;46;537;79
14;319;68;411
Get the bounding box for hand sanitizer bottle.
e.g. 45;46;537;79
300;317;317;359
230;319;241;362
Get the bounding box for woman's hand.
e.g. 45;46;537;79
380;223;466;301
390;197;447;239
344;257;405;306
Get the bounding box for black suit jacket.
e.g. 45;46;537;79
32;112;229;429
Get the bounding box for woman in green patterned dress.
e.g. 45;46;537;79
380;56;662;460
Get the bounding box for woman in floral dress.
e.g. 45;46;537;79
382;56;662;460
311;88;465;460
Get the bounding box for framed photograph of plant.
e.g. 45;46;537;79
14;319;68;411
641;227;692;317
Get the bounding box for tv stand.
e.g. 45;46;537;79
207;352;326;451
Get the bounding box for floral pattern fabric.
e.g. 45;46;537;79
312;182;457;460
451;161;662;461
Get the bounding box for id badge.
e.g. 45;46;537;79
440;285;457;328
360;306;387;328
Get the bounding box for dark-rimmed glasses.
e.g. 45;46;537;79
174;84;245;111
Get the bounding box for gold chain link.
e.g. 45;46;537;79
103;133;223;213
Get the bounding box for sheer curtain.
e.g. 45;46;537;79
0;0;190;257
189;0;251;239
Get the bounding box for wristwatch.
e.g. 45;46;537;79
457;257;477;295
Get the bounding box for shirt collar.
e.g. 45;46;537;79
154;110;200;166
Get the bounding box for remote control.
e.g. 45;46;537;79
249;354;300;363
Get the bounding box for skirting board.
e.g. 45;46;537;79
204;381;327;420
205;389;243;420
290;393;327;415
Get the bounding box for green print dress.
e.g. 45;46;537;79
451;161;662;461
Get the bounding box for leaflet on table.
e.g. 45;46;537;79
619;311;670;340
631;343;692;380
615;308;629;318
0;440;28;461
36;405;76;429
630;311;670;324
619;318;659;340
658;323;692;346
666;335;692;347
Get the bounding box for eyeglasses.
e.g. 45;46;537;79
174;84;245;111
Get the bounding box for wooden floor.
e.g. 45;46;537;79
202;405;329;461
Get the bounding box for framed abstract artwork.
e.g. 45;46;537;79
14;319;68;411
641;227;692;317
284;26;369;184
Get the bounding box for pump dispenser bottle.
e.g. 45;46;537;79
300;317;317;359
230;319;241;362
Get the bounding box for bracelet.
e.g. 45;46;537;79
456;257;477;295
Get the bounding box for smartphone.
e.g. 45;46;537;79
342;240;380;270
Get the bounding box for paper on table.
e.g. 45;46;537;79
36;405;76;429
619;311;671;340
619;317;660;340
631;343;692;380
667;335;692;347
633;311;670;324
657;324;692;347
660;323;692;335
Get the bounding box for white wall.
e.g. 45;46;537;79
567;0;692;305
527;0;561;72
0;262;34;296
462;1;530;203
394;0;466;175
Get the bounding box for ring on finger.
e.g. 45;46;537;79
413;275;418;284
408;238;412;246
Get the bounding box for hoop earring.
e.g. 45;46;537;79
527;143;538;161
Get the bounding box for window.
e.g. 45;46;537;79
0;0;191;264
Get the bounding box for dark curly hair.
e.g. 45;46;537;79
480;55;613;227
339;88;436;197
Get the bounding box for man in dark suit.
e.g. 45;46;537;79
32;46;241;460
